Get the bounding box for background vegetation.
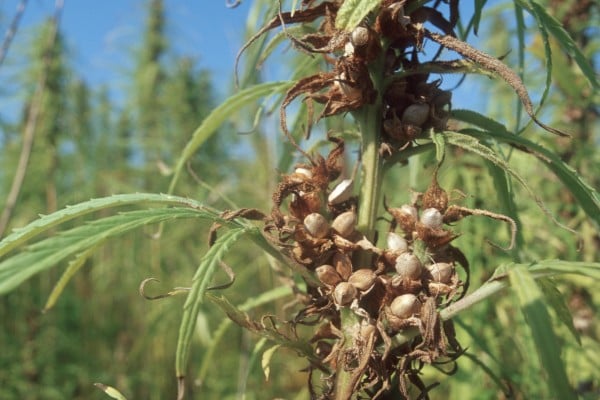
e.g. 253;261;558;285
0;0;598;399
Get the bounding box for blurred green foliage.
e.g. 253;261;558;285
0;0;598;399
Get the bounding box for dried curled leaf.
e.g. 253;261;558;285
424;29;569;137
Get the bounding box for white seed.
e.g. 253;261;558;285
420;208;443;229
386;232;408;253
348;269;377;291
394;252;422;279
402;103;430;126
316;264;342;286
399;204;418;220
390;294;420;318
328;179;354;205
331;211;357;238
294;167;313;179
304;213;330;239
333;282;357;306
427;262;454;283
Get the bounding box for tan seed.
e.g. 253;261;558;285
427;262;454;283
333;282;357;306
331;211;357;238
348;269;377;291
395;252;422;280
304;213;330;239
390;294;420;318
315;264;342;286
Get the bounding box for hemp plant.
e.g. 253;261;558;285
0;1;598;399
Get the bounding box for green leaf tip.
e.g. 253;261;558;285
335;0;380;30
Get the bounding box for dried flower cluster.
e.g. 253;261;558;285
268;146;479;397
244;0;519;398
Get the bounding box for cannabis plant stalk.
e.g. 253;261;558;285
0;1;598;399
333;46;385;400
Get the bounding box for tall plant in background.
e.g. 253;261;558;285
0;1;598;399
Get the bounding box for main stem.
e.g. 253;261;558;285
356;61;385;246
334;48;385;400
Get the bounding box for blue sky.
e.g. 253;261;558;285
1;1;253;98
0;1;516;121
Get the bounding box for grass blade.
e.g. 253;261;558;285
508;264;576;400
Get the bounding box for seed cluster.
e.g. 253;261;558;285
266;137;476;396
252;0;515;397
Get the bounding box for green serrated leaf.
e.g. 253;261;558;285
538;278;581;345
449;112;524;251
444;130;581;239
444;131;534;203
518;0;599;90
262;344;281;381
529;260;600;280
335;0;380;30
168;81;293;193
94;383;128;400
44;244;101;311
0;207;222;295
176;227;252;379
508;265;576;400
452;110;600;229
452;109;508;134
0;193;210;259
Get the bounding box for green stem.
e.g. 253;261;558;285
333;308;361;400
334;40;386;400
355;61;385;244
